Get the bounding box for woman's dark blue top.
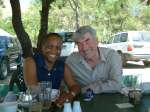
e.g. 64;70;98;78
33;53;64;89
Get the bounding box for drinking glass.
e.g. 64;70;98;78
38;81;52;109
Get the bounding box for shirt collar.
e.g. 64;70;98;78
98;47;106;63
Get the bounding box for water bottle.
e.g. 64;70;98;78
63;102;72;112
72;101;82;112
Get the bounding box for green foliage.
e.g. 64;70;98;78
0;17;15;35
0;0;4;7
1;0;150;44
96;0;150;42
0;0;4;17
21;2;41;47
126;0;143;17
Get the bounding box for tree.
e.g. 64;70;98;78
8;0;150;48
22;1;41;47
0;0;4;7
0;0;4;16
10;0;55;58
0;17;15;34
68;0;80;29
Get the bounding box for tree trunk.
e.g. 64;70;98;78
10;0;33;58
37;0;55;50
10;0;56;57
68;0;80;30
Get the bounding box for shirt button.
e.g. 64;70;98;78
48;73;51;76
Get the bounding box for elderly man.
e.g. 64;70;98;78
65;25;123;94
56;26;123;106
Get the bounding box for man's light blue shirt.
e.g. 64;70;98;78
66;47;123;93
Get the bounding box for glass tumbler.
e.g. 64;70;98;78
38;81;52;109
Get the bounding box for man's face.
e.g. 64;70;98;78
75;32;98;60
41;36;62;63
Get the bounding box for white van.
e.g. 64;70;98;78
100;31;150;66
58;32;77;56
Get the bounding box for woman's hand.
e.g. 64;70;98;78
55;90;74;107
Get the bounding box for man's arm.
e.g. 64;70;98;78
82;51;123;94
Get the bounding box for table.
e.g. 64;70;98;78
79;93;150;112
72;93;150;112
19;93;150;112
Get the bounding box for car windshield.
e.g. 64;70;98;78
132;32;150;42
58;32;73;42
0;36;6;48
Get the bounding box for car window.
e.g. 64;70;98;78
132;32;150;42
132;33;142;42
120;33;128;42
12;38;18;47
0;36;6;48
64;32;73;42
141;32;150;41
58;32;73;42
113;34;120;43
58;32;75;56
7;37;14;47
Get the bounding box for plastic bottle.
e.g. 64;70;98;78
63;102;72;112
72;101;82;112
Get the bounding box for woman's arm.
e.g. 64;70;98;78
23;57;38;86
56;64;81;106
64;64;81;95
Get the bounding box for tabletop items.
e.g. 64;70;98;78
38;81;52;109
0;81;144;112
13;81;52;110
120;86;143;105
83;88;94;101
63;102;72;112
72;101;82;112
3;91;17;102
18;92;35;107
51;89;60;102
128;89;142;105
18;84;40;108
63;101;82;112
0;101;18;112
0;81;61;111
1;91;150;112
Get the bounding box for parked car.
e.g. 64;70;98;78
58;32;77;56
0;29;22;80
99;31;150;66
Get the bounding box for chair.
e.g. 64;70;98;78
9;64;27;92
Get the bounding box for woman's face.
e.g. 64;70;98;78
41;36;62;64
